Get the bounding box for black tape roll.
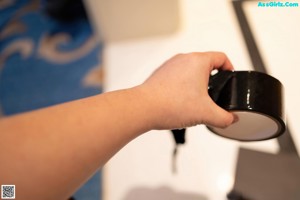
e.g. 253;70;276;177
207;71;286;141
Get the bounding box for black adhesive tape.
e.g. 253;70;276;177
207;71;286;141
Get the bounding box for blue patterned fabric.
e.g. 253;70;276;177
0;0;102;199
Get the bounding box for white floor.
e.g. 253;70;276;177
86;0;300;199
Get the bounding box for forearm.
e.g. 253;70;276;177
0;86;152;200
0;52;236;200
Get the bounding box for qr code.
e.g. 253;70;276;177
1;185;15;199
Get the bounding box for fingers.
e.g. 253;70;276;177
198;52;235;127
203;52;234;71
202;98;236;128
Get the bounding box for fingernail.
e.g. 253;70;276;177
232;114;239;124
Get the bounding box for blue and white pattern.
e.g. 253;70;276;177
0;0;103;199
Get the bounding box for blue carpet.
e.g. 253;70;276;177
0;0;103;199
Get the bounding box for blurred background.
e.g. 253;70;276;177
0;0;103;199
1;0;300;200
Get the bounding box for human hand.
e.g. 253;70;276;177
138;52;236;130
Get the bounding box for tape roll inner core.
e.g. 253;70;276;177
209;111;279;141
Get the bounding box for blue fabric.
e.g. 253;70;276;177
0;1;102;199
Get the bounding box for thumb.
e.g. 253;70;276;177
202;99;236;128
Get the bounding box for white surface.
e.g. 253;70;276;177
209;111;279;141
86;0;300;200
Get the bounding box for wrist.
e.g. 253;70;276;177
133;84;168;130
129;85;158;132
100;86;158;139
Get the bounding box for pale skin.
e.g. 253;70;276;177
0;52;236;200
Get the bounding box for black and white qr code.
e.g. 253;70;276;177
1;185;15;199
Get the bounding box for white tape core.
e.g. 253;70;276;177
210;111;279;141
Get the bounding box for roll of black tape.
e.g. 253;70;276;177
207;71;285;141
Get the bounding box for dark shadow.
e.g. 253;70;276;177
123;186;208;200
